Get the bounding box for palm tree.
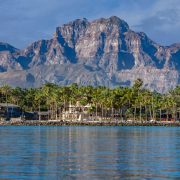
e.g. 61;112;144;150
0;84;12;104
133;79;143;91
0;84;12;119
132;79;143;121
11;87;24;106
92;87;102;120
34;88;45;120
58;86;72;120
41;83;59;120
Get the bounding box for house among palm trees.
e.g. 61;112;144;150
0;103;22;121
37;111;50;121
62;102;92;121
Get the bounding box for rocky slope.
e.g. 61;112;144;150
0;16;180;92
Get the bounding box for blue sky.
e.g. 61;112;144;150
0;0;179;48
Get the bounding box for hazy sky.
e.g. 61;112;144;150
0;0;179;48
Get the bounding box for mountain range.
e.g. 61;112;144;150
0;16;180;93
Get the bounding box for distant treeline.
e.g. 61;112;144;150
0;79;180;121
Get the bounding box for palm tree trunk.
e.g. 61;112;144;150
160;109;162;121
111;107;114;121
149;106;153;120
145;105;148;121
134;107;136;121
55;102;58;120
39;103;41;121
174;105;177;121
6;94;8;120
166;110;168;121
140;103;142;122
96;103;98;121
101;105;104;121
153;109;155;120
120;108;122;121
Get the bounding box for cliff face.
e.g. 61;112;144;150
0;16;180;92
0;43;22;72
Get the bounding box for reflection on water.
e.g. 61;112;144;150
0;126;180;179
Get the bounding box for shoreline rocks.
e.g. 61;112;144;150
0;120;180;127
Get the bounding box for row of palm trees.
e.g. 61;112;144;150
0;79;179;121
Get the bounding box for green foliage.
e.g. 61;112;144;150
0;79;179;121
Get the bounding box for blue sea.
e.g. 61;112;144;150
0;126;180;179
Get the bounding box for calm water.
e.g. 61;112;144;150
0;126;180;179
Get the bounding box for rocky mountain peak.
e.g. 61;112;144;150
0;16;180;93
92;16;129;32
55;18;89;47
0;42;18;53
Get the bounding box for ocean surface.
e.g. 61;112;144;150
0;126;180;179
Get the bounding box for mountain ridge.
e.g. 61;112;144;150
0;16;180;93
